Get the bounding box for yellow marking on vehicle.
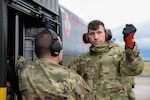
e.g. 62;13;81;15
0;87;6;100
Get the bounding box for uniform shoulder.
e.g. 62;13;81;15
17;56;36;70
109;42;122;48
78;52;90;58
108;42;124;54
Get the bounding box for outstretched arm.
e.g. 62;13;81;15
120;24;144;76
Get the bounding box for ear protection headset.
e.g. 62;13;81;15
83;29;112;43
41;14;62;56
105;29;112;41
48;29;62;56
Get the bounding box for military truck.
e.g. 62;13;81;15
0;0;89;99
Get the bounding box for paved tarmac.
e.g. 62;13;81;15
133;76;150;100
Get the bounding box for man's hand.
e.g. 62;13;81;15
123;24;136;49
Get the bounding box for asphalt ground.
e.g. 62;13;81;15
133;76;150;100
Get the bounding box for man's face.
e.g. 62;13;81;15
88;25;105;47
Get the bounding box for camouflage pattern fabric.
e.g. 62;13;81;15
17;56;94;100
123;76;136;100
68;41;144;100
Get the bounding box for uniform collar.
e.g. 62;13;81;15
36;58;61;68
90;41;109;55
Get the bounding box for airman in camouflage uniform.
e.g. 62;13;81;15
68;20;144;100
17;29;94;100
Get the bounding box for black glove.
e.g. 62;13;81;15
123;24;136;49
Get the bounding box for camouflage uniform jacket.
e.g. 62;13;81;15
123;76;136;100
68;41;144;100
17;56;94;100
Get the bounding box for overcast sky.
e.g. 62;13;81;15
59;0;150;60
59;0;150;29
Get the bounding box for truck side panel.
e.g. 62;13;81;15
59;5;90;65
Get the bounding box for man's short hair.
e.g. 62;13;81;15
35;29;52;57
88;20;105;32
